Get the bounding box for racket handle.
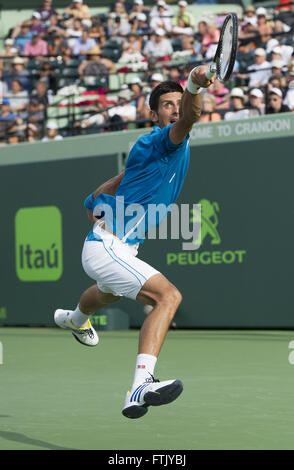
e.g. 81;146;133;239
205;63;217;80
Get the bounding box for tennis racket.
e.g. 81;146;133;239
205;13;238;83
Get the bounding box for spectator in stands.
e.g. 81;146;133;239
224;88;251;120
74;101;106;133
19;99;45;133
48;34;71;57
248;88;265;115
37;0;58;24
26;123;41;142
0;98;18;140
88;17;106;44
78;45;116;84
65;0;90;20
37;60;58;91
23;31;48;59
29;12;47;36
42;121;63;141
201;22;220;58
168;65;181;83
110;0;133;15
150;1;172;32
198;93;222;122
283;61;294;110
143;28;173;60
1;39;18;70
31;79;51;111
271;59;285;78
119;33;144;63
209;79;230;110
242;5;257;27
72;28;97;57
266;87;291;113
0;66;8;102
66;17;83;50
128;0;150;25
107;87;136;129
128;77;145;120
143;71;163;109
5;57;31;92
150;0;173;19
122;32;142;55
195;20;207;45
256;7;273;46
245;48;272;88
275;1;294;29
13;24;33;56
108;1;129;23
180;33;200;59
5;79;29;113
172;1;195;36
46;14;68;39
132;13;150;35
107;14;131;38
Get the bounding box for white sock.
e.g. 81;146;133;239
131;354;157;390
71;305;90;328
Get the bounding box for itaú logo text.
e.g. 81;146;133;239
15;206;63;282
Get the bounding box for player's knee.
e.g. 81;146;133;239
158;285;182;313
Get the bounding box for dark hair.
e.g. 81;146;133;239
149;80;184;111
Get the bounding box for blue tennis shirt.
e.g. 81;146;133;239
85;124;190;244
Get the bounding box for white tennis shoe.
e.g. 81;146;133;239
122;376;183;419
54;309;99;347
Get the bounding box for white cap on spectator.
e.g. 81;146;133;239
73;0;83;3
256;7;267;16
157;1;167;8
155;28;165;36
129;77;143;85
271;60;284;69
269;87;283;98
254;48;266;56
46;121;58;130
272;46;282;55
32;11;41;19
134;0;143;4
249;88;264;98
5;38;14;46
178;0;188;6
230;87;246;101
137;13;147;21
118;89;131;100
12;56;25;65
151;73;164;82
266;38;279;53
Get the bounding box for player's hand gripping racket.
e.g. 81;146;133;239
205;13;238;83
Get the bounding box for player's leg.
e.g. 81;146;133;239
54;285;120;347
122;273;184;419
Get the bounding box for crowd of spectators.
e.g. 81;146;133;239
0;0;293;145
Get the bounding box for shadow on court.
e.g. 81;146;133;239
0;431;76;450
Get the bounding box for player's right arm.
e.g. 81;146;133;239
169;65;215;145
85;171;125;222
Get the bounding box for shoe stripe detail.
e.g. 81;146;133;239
130;384;145;402
131;383;150;403
137;384;150;402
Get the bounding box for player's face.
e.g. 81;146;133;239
150;92;182;128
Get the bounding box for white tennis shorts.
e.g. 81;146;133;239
81;223;160;300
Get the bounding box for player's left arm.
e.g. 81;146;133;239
169;65;215;145
86;171;125;222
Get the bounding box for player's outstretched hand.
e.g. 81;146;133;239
190;65;216;88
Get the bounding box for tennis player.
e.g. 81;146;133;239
54;65;215;419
